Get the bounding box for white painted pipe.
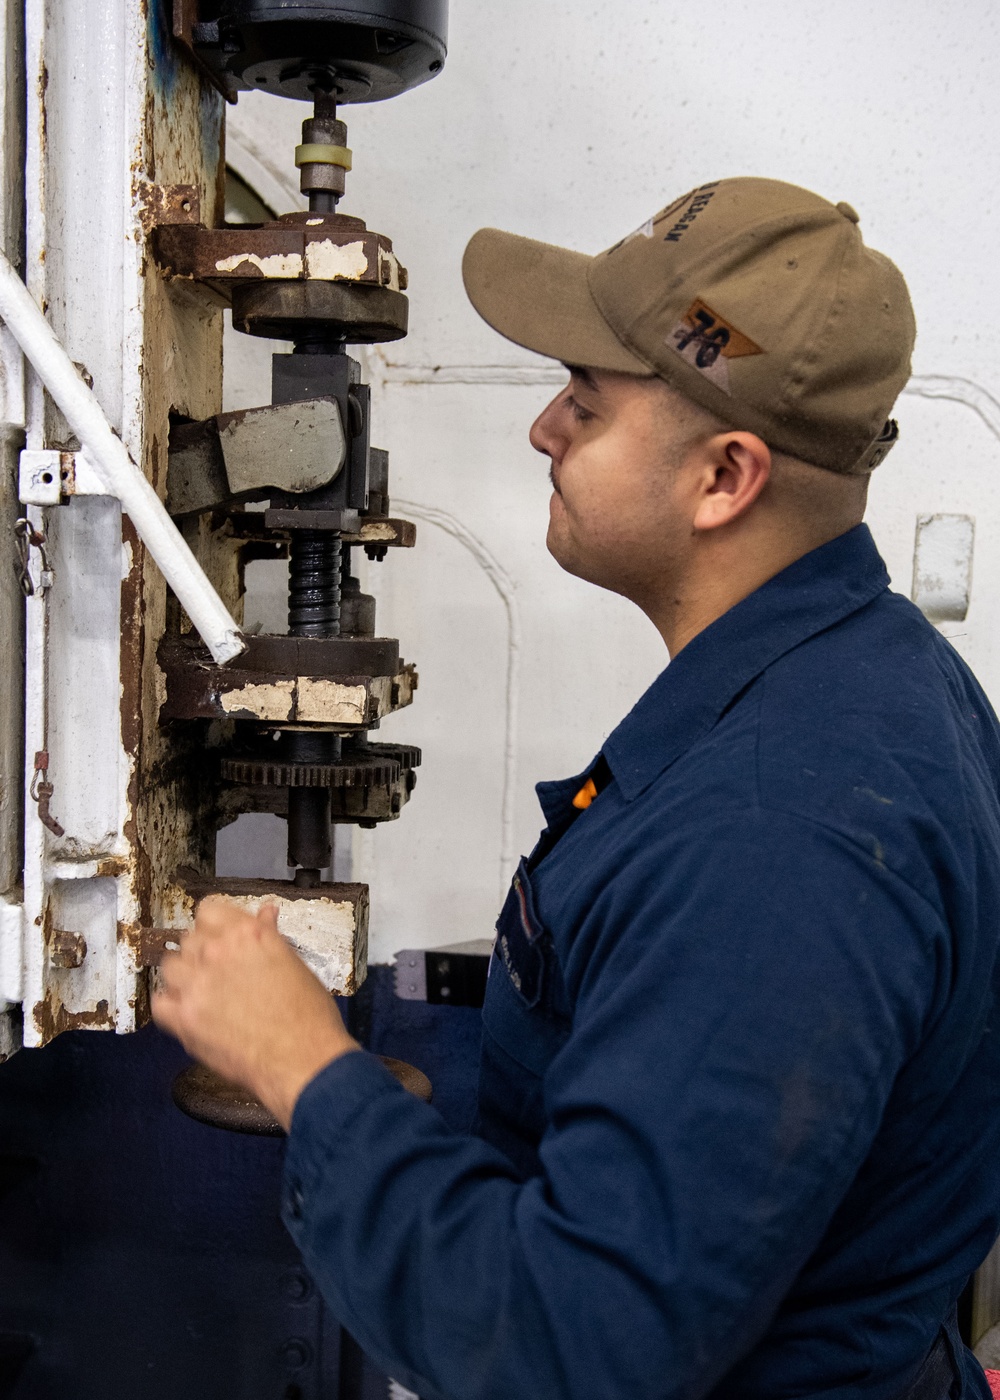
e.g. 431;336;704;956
0;251;245;665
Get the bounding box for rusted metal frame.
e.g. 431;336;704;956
21;0;136;1046
19;0;230;1047
0;0;24;1056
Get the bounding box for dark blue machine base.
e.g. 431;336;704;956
0;965;483;1400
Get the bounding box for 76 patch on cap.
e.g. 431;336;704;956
668;299;763;395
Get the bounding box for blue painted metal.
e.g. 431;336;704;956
0;965;481;1399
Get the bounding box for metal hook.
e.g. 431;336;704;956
13;517;53;597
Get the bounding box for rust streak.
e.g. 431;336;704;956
33;994;114;1043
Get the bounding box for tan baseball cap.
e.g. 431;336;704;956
462;177;915;474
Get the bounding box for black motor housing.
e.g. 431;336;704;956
192;0;448;102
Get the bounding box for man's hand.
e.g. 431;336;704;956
151;896;359;1130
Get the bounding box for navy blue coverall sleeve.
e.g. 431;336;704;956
281;810;941;1400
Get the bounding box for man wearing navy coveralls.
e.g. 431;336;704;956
153;177;1000;1400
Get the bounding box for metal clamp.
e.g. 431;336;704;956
19;447;109;506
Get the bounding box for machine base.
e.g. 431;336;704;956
172;1056;432;1135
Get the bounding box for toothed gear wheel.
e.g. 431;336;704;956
220;742;420;789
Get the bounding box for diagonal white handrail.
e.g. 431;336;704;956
0;250;245;665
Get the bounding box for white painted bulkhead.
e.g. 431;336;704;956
224;0;1000;964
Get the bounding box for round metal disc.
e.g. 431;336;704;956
172;1055;432;1136
231;281;408;343
172;1063;285;1136
196;5;448;104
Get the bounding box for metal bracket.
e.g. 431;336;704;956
394;940;494;1007
166;398;347;516
18;448;110;506
0;895;24;1005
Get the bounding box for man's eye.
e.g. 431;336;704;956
567;396;595;423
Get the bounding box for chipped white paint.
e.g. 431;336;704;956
215;249;304;278
378;246;401;292
911;514;975;623
220;679;295;721
47;876;117;1016
180;889;363;992
297;677;370;724
305;238;368;281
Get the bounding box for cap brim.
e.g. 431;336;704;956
462;228;653;376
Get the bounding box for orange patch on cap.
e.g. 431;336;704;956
680;299;764;359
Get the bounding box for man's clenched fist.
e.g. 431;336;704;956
151;895;359;1130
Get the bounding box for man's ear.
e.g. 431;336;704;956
692;433;771;531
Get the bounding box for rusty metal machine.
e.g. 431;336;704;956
154;0;448;1128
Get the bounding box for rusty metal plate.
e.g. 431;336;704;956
152;211;406;295
136;182;200;232
159;635;416;726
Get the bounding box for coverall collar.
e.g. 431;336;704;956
602;523;891;801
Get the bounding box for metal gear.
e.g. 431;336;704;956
220;742;420;790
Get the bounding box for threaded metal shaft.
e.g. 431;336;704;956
288;532;342;637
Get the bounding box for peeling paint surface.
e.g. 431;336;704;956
297;678;369;724
357;521;398;541
220;679;295;720
177;886;366;994
215;249;303;277
305;237;368;281
378;246;401;292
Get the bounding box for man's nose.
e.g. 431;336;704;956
529;391;568;460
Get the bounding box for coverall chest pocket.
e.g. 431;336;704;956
484;857;571;1076
494;861;548;1008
